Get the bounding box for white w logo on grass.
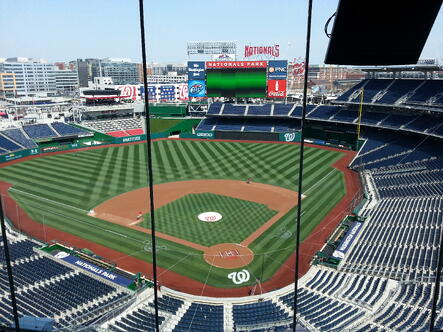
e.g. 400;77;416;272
284;132;296;142
228;270;250;284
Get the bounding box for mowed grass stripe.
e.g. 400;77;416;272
0;140;348;287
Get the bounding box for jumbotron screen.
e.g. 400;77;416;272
206;68;267;98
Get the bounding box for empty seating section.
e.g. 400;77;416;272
332;108;358;123
377;80;422;104
274;121;300;132
222;104;246;116
306;105;341;119
337;79;443;109
242;119;273;132
215;119;244;131
51;122;90;136
247;104;272;116
111;307;165;332
290;105;317;118
196;118;217;131
360;79;393;103
233;301;288;328
404;114;441;132
82;118;142;135
151;295;183;314
273;103;295;116
198;118;300;133
280;286;365;331
174;303;223;331
350;128;442;170
379;113;417;128
336;80;366;102
361;112;389;125
0;238;127;328
207;102;223;115
23;124;58;139
2;129;37;148
0;135;22;152
0;240;37;264
126;128;144;135
406;80;443;104
107;131;129;138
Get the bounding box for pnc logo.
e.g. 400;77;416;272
190;83;204;94
284;132;296;142
228;270;250;285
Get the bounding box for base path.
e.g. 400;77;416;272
0;139;361;297
93;179;299;250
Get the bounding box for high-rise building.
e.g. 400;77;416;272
100;58;139;85
0;57;56;97
75;58;101;87
54;62;66;70
54;68;79;94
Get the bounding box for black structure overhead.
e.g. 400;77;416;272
325;0;443;65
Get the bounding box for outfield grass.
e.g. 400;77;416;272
0;140;346;287
139;193;277;246
149;119;183;133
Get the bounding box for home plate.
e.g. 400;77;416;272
198;212;222;223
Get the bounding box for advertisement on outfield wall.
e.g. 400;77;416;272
188;80;206;98
187;61;206;80
267;79;287;98
268;60;288;79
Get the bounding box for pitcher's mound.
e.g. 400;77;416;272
204;243;254;269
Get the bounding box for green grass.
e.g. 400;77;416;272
139;193;277;246
149;119;183;133
0;140;346;287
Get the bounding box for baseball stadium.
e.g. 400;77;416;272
1;1;443;332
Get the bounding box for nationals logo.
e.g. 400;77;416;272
284;132;296;142
179;84;188;101
117;85;138;101
292;58;305;77
244;44;280;58
228;270;250;285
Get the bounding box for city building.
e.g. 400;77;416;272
74;58;101;87
149;63;187;76
54;68;79;94
0;57;56;97
100;58;139;85
0;73;16;98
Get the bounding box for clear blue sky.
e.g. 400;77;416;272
1;0;442;65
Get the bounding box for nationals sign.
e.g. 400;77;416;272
206;61;267;69
244;45;280;58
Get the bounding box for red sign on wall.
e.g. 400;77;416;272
267;80;287;98
244;45;280;58
206;61;267;69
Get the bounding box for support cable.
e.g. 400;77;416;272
292;0;313;330
137;0;160;330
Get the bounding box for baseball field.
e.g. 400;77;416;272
0;139;348;291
